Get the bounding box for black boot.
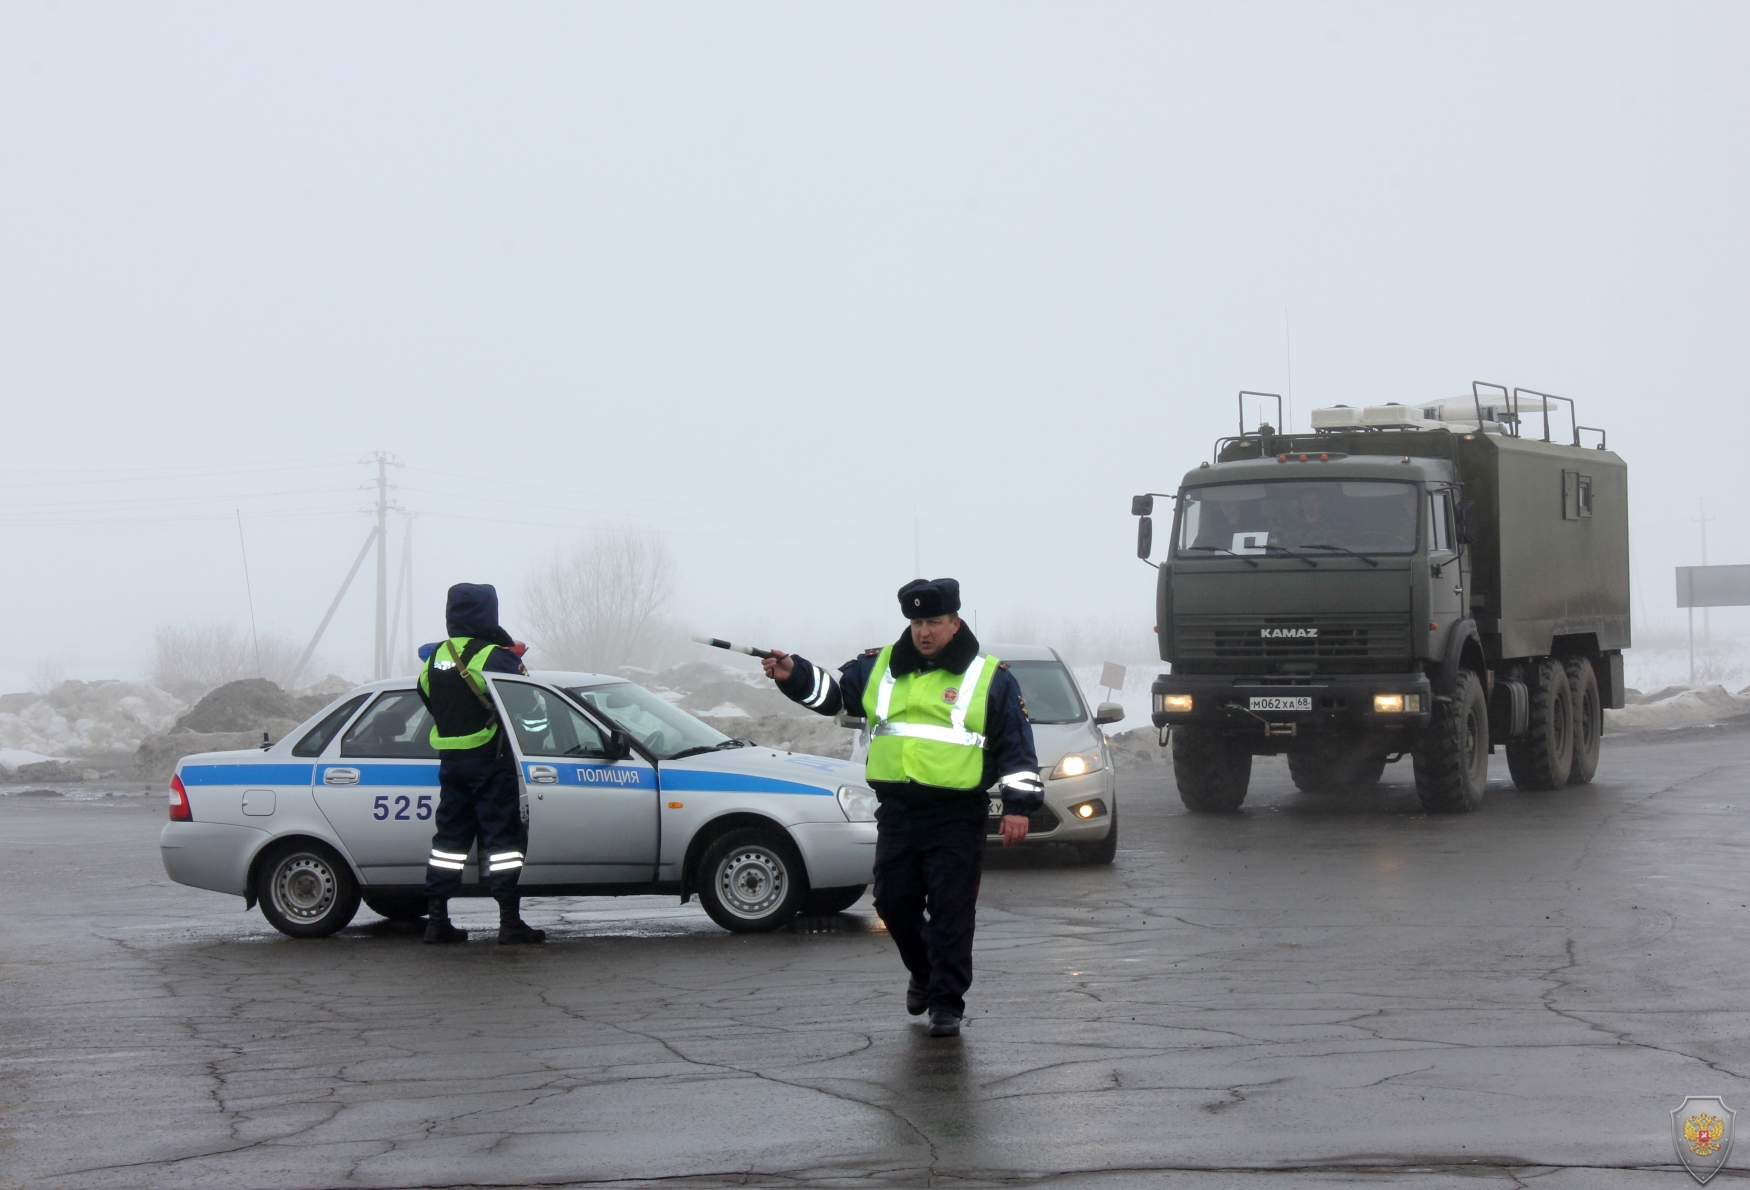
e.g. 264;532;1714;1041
927;1010;962;1038
905;976;928;1016
497;898;546;945
422;898;468;944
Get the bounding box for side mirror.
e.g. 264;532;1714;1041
834;713;867;731
1131;494;1154;517
1458;500;1479;545
1136;516;1153;560
1095;702;1125;726
607;729;635;761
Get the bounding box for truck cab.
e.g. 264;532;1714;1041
1136;386;1627;813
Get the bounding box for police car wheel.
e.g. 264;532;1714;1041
697;828;806;933
255;840;362;939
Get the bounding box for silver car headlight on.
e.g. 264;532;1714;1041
836;784;878;822
1050;749;1106;780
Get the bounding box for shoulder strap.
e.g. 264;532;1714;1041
443;638;495;711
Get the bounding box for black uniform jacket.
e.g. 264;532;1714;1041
777;626;1042;815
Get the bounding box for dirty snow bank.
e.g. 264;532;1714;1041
0;680;183;761
1606;685;1750;734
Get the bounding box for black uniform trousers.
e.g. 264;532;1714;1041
871;796;986;1017
424;743;525;903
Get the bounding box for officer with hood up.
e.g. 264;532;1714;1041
415;583;546;945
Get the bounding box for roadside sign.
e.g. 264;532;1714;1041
1676;565;1750;609
1100;662;1126;691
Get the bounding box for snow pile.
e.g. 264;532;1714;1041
1606;685;1750;734
0;681;184;760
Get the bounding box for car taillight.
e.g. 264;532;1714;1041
168;774;192;821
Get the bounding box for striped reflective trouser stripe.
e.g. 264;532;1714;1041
487;850;524;873
428;848;468;871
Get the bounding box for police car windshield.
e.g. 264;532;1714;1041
565;682;731;760
1003;660;1087;725
1176;480;1419;557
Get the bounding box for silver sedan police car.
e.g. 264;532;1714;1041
161;672;877;938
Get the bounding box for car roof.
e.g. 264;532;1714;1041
986;643;1064;663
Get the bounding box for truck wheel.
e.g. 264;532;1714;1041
696;827;807;933
801;885;867;915
1506;657;1574;791
1288;746;1386;794
1565;657;1602;786
362;895;428;922
1412;669;1490;813
255;840;362;938
1173;726;1252;812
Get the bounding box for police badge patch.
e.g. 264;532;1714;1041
942;687;959;704
1671;1096;1736;1184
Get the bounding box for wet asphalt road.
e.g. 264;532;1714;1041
3;730;1749;1189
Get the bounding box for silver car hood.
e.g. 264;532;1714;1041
1027;720;1102;767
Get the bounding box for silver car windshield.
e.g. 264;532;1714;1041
1002;660;1087;725
1177;480;1420;556
565;682;730;760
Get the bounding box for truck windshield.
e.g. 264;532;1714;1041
1177;480;1419;556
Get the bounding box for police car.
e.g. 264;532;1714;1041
843;644;1123;863
160;672;877;938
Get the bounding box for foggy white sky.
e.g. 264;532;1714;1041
3;2;1747;691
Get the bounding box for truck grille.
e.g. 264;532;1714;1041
1175;614;1411;663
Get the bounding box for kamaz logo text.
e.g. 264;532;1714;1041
1260;627;1318;639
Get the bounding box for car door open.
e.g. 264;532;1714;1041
494;680;659;885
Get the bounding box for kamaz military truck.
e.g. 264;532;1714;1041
1132;384;1628;813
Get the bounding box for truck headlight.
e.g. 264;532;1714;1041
1050;749;1106;780
836;784;878;822
1159;694;1193;713
1373;693;1422;713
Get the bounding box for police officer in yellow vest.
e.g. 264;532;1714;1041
415;582;546;946
764;578;1041;1036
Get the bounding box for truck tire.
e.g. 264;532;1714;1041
1287;745;1387;794
1506;657;1574;791
1565;657;1602;786
1173;726;1251;812
1412;668;1489;813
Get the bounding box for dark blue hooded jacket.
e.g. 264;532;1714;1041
417;583;525;674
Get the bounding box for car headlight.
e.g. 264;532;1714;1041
1373;693;1423;714
836;784;878;822
1157;693;1193;713
1050;749;1106;780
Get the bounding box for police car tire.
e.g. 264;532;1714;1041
1505;657;1574;792
697;828;807;933
362;895;428;922
1412;668;1489;813
255;840;361;939
802;885;867;916
1173;726;1252;812
1564;657;1601;787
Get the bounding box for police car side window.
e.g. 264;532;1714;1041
494;681;608;758
340;691;440;759
293;694;370;757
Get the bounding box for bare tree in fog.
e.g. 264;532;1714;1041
523;526;681;673
150;622;304;701
26;658;66;695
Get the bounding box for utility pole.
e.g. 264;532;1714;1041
364;452;401;680
1693;499;1716;678
913;512;921;578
